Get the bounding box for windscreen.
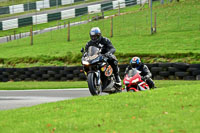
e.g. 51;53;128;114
87;46;100;56
127;69;138;77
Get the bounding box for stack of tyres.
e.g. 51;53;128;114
0;64;199;82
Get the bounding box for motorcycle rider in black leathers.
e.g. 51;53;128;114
124;57;155;89
85;27;122;87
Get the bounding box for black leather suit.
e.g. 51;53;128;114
85;36;120;82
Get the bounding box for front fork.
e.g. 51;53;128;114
84;65;102;91
95;70;101;86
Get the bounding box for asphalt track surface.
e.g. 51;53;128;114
0;88;91;110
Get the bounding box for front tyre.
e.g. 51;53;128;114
87;73;101;96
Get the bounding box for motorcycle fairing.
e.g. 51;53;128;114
138;82;148;91
102;78;115;92
123;68;149;92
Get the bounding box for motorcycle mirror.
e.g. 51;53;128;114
81;48;84;53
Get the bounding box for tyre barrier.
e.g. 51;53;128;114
0;63;199;82
148;63;199;80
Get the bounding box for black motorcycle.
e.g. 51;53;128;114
81;46;121;96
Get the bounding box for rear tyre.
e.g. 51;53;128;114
87;73;101;96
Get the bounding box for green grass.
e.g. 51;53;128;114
0;81;88;90
0;0;200;67
0;80;199;132
0;80;199;90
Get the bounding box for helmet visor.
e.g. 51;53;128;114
90;35;100;42
131;62;138;68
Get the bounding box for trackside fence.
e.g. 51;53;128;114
0;0;140;31
1;0;196;45
0;0;85;16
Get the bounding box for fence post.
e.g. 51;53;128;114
118;1;120;15
101;11;104;18
28;0;30;11
68;21;70;41
50;28;52;40
56;0;58;8
12;0;14;14
19;32;22;39
154;12;157;33
160;0;164;4
14;30;16;40
150;0;153;35
64;21;66;27
88;14;90;22
110;17;113;37
149;0;151;8
30;26;33;45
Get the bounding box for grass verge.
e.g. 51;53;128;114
0;80;199;132
0;80;200;90
0;81;88;90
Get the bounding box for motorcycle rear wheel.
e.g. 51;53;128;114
87;73;101;96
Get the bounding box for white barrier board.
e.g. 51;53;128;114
88;4;101;14
112;0;126;9
33;14;48;25
137;0;148;4
36;0;50;10
61;0;74;5
2;18;18;30
9;4;24;14
61;8;75;20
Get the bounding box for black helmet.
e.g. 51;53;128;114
130;57;141;68
89;27;102;43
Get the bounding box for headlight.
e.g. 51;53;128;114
132;78;139;83
82;60;89;65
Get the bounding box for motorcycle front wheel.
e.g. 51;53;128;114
87;73;102;96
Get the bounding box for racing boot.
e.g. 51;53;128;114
114;73;122;92
109;59;122;89
114;73;122;87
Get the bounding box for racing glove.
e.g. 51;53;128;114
141;76;145;81
105;52;112;58
141;76;148;81
83;52;88;57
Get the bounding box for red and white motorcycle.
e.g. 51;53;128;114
123;68;150;92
